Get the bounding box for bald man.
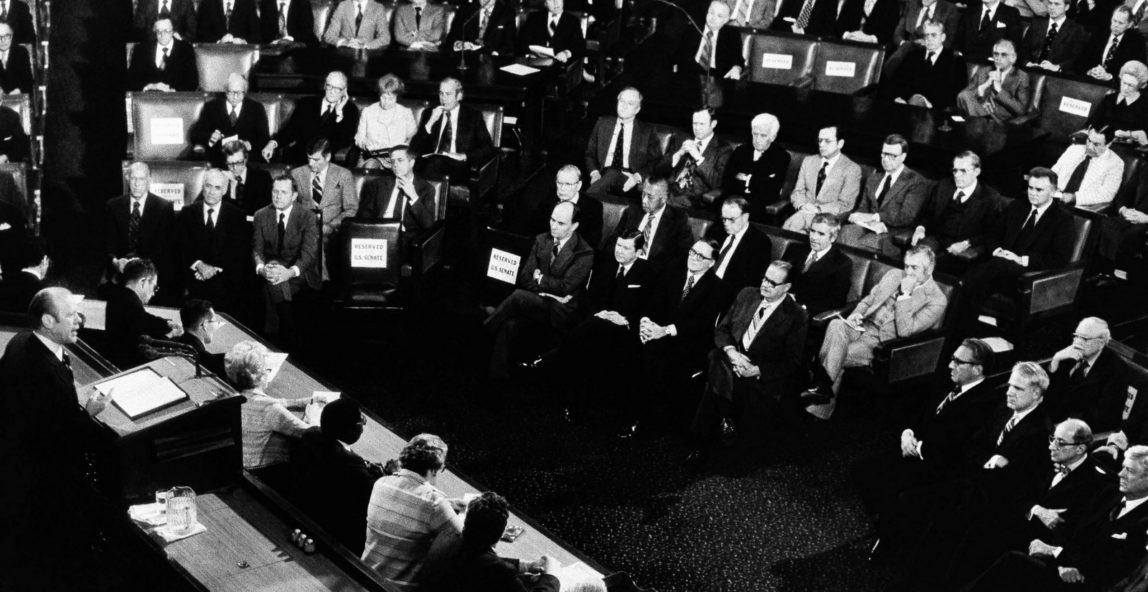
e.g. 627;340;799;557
262;71;359;165
191;72;270;167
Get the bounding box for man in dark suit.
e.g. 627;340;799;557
526;165;604;249
134;0;197;41
893;0;961;48
519;0;585;63
0;23;31;95
253;175;321;349
911;151;1001;274
0;288;108;589
176;299;227;377
175;168;248;313
1077;6;1147;79
558;230;653;425
839;134;930;251
104;162;176;292
447;0;517;55
0;104;27;163
222;140;272;216
617;239;725;434
1097;163;1148;274
663;107;732;210
262;72;358;164
708;196;772;299
1022;0;1091;71
884;19;968;110
105;258;180;368
965;444;1148;592
956;0;1024;62
835;0;900;44
785;214;853;317
584;87;663;200
721;113;791;222
260;0;317;45
295;398;386;555
1045;317;1134;434
610;176;694;275
358;145;437;247
127;17;199;92
771;0;839;36
687;261;809;468
0;0;36;44
958;167;1077;322
484;201;594;381
191;73;270;167
410;78;497;190
196;0;261;43
1072;0;1123;33
0;235;46;313
677;0;746;79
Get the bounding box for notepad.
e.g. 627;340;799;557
552;561;604;591
265;352;290;383
97;367;190;420
303;391;341;425
500;63;540;76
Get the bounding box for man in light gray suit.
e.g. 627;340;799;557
393;0;446;50
838;134;930;251
782;125;863;233
289;138;358;281
727;0;778;28
324;0;391;48
253;175;321;348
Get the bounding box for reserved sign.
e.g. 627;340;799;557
151;183;185;210
350;238;388;268
760;53;794;70
825;61;856;77
1058;97;1092;118
150;117;185;145
487;248;521;284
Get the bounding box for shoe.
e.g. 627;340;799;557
719;418;736;446
563;407;580;425
683;449;709;472
617;421;640;439
800;387;833;407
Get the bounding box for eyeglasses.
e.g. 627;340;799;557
880;151;903;159
556;180;579;187
152;30;172;35
991;51;1014;57
1049;437;1084;447
952;168;973;174
950;356;978;366
226;90;245;96
226;159;246;167
324;84;346;91
688;248;713;261
721;214;745;222
1072;334;1104;341
761;277;784;288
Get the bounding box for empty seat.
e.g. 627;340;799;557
1035;74;1113;139
809;39;884;94
748;33;817;87
193;43;260;92
131;91;210;160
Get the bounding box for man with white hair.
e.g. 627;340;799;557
1046;317;1142;443
191;72;270;167
584;87;661;200
262;71;359;165
721;113;791;222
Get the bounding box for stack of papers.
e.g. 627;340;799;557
96;368;189;420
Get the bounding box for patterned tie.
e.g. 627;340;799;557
1064;155;1091;194
681;273;696;302
875;174;892;207
311;173;323;206
611;123;626;169
803;250;816;272
129;201;142;253
160;0;171;19
355;3;364;34
734;0;751;24
279;1;288;37
206;207;216;231
229;107;238;127
1040;22;1058;62
742;304;768;350
277;212;286;250
639;214;652;255
935;387;960;414
697;29;714;69
997;415;1017;445
816;160;828;196
436;111;453;153
225;1;233;31
160;47;169;70
1105;35;1121;70
796;0;816;28
479;8;491;39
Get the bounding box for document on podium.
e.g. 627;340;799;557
96;367;190;420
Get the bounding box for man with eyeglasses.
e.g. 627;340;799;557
884;19;967;110
1046;317;1141;442
196;0;260;43
706;196;771;299
259;0;318;46
222;140;272;216
105;258;182;368
956;39;1032;122
128;17;198;92
191;72;270;167
839;134;929;252
911;151;1001;274
584;87;661;201
104;161;175;293
175;168;247;312
1051;127;1125;208
1079;6;1146;81
262;71;359;165
782;125;862;233
608;175;693;274
133;0;197;42
685;260;807;469
177;298;227;377
523;165;603;249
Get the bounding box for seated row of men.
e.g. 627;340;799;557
854;323;1148;590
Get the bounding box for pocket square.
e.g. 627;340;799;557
1112;532;1129;540
627;284;641;288
995;21;1006;28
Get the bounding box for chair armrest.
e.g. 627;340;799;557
701;188;723;205
852;83;880;97
792;74;813;89
334;145;353;164
872;329;948;384
1006;111;1039;127
469;153;500;204
763;200;792;217
408;223;446;276
1017;264;1085;316
811;303;856;327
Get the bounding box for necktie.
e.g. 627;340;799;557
129;201;142;253
979;7;991;32
796;0;816;28
875;174;892;206
279;1;288;36
355;3;364;34
935;387;960;414
479;8;490;38
550;240;560;271
323;103;334;120
1040;22;1058;62
926;51;935;65
997;414;1017;445
236;179;245;206
311;173;323;206
954;190;965;204
1136;1;1146;23
1016;207;1038;245
436;111;453;153
550;16;559;37
734;0;751;23
681;274;696;302
803;250;816;272
716;236;733;268
1050;463;1070;488
277;212;286;250
915;5;930;28
611;123;626;169
225;1;233;30
206;207;216;231
616;266;625;279
1;2;9;22
62;351;74;383
816;160;828;196
160;47;169;70
639;214;652;254
1064;155;1091;194
229;108;238;127
1071;359;1091;382
160;0;170;19
742;304;768;349
416;6;422;29
697;29;714;69
1113;498;1129;520
1105;35;1121;70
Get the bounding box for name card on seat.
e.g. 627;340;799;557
760;53;794;70
825;61;856;77
150;117;185;145
487;248;520;284
1058;97;1092;118
351;238;389;268
151;183;185;210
